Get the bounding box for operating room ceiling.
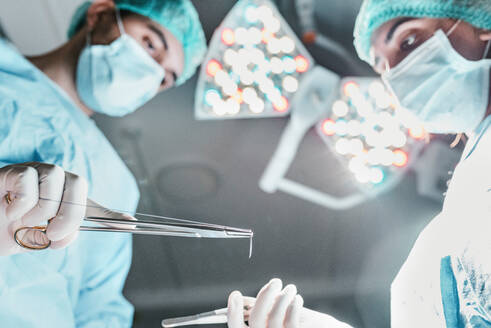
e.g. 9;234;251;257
0;1;443;327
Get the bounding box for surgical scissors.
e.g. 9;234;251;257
8;193;253;256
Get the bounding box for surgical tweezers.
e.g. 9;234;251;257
9;194;253;256
162;306;252;327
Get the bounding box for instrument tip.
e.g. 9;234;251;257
248;233;253;259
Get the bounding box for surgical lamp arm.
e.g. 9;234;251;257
260;66;372;210
294;0;370;75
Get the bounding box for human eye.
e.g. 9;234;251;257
143;36;155;51
400;33;418;52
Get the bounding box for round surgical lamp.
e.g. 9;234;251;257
194;0;314;119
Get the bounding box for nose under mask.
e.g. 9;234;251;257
76;9;165;117
382;24;491;134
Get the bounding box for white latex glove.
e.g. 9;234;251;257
0;162;88;255
0;163;137;256
227;279;354;328
228;279;303;328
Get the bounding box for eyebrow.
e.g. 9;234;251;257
148;23;168;50
147;23;180;84
385;18;415;43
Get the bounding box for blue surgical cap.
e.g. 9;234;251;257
354;0;491;64
68;0;207;86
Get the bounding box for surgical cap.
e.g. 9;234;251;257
68;0;207;86
354;0;491;64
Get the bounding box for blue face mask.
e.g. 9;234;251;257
383;23;491;134
76;10;165;117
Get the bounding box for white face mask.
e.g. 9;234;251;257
382;24;491;134
76;10;165;117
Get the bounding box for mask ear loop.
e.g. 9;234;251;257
384;59;390;73
86;10;125;45
482;40;491;59
446;19;462;37
86;31;91;47
115;9;126;36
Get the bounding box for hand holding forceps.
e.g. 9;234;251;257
7;194;253;256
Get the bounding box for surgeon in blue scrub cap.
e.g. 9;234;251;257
0;0;206;327
225;1;491;328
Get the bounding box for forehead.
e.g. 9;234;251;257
122;13;174;44
122;12;185;75
372;17;452;45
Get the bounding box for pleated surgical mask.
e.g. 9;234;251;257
76;10;165;117
382;25;491;134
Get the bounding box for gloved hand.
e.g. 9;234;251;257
0;162;88;255
227;279;354;328
227;279;303;328
0;162;134;256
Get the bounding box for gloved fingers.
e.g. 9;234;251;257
284;295;303;328
227;291;247;328
1;165;38;224
243;296;256;308
46;172;88;242
0;221;30;256
249;278;283;327
50;230;79;249
268;284;298;328
20;163;65;227
85;198;137;229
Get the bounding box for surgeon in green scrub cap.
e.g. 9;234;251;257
225;1;491;327
0;0;206;327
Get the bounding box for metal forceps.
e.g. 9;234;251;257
8;194;253;256
162;305;252;327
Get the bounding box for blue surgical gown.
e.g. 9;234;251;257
0;38;140;327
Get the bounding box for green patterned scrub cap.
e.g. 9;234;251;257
354;0;491;64
68;0;207;86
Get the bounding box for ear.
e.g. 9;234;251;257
86;0;116;31
479;29;491;42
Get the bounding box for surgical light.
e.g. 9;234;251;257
316;77;424;189
195;0;313;120
261;29;275;43
280;36;295;53
282;76;299;93
393;149;409;167
273;96;289;112
221;28;236;46
409;125;425;139
204;89;221;106
259;67;423;210
335;119;348;136
369;167;384;184
343;81;360;98
245;5;259;23
282;56;297;74
321;119;336;136
347;120;361;136
270;57;284;74
332;100;349;117
294;55;309;73
206;60;222;77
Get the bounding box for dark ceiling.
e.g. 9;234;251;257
93;1;443;327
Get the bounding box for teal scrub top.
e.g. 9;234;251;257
0;38;140;327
